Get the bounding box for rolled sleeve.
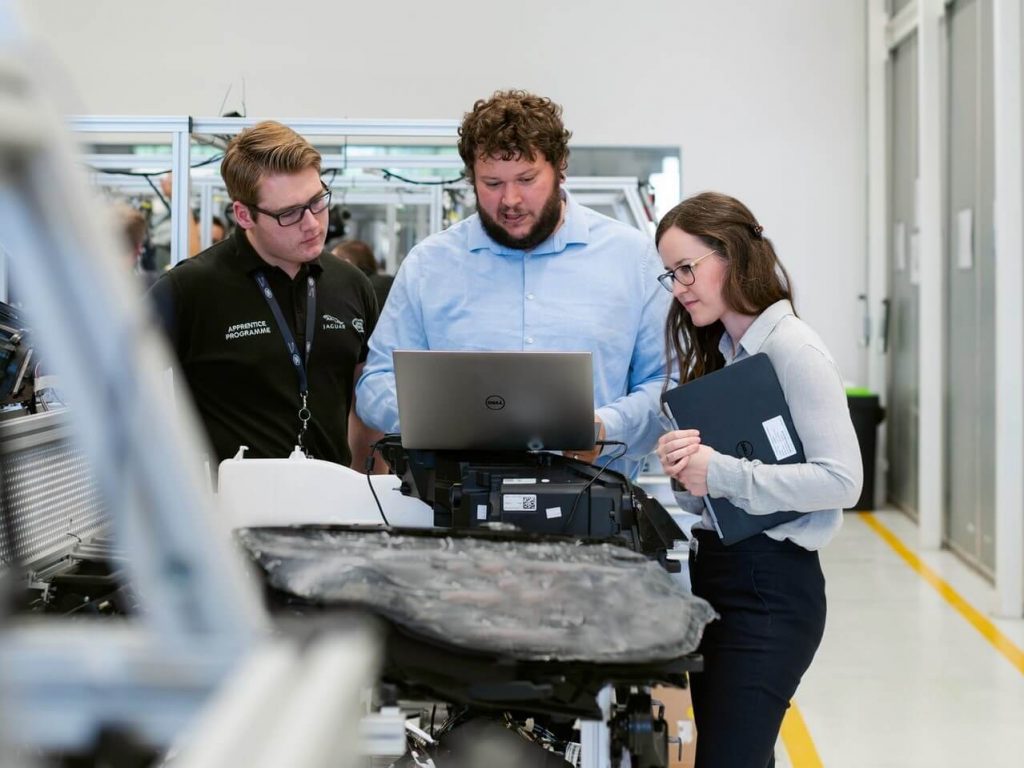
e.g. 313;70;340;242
595;240;673;460
672;488;707;516
355;256;426;433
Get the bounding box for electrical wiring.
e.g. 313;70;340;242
364;440;391;527
560;440;629;534
87;152;224;178
89;153;226;211
381;169;466;186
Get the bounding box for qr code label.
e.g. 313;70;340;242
503;494;538;512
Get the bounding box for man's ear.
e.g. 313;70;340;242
233;200;256;230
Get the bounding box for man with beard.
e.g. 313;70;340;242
149;121;379;471
355;90;670;477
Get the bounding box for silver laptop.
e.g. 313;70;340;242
393;350;595;451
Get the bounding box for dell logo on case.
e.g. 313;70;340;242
485;395;506;410
736;440;754;459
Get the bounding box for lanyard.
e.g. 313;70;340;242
254;270;317;454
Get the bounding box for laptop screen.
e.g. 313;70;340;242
393;350;595;451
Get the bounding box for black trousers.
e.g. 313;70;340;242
688;528;827;768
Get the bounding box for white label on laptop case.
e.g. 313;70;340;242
503;494;537;512
477;504;488;521
762;415;797;461
546;506;562;519
503;478;537;485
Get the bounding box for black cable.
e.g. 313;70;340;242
381;170;466;186
436;706;470;737
87;152;225;179
216;83;233;121
365;440;390;526
623;470;640;551
560;440;628;534
142;174;169;211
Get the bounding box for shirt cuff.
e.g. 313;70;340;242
707;451;744;499
595;405;623;454
672;489;705;515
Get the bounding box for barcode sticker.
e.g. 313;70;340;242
503;494;538;512
564;743;581;766
762;415;797;461
546;506;562;519
477;504;487;521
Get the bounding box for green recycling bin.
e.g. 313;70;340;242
846;388;885;511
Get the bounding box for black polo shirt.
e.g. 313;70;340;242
149;229;377;466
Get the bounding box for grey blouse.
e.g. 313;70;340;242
672;299;863;551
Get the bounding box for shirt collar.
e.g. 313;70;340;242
467;188;590;256
226;226;324;278
719;299;795;360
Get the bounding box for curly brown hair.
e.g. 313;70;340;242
457;90;572;184
656;192;796;385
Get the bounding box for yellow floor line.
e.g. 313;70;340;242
780;701;823;768
860;512;1024;676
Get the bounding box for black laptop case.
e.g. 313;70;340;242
661;353;805;544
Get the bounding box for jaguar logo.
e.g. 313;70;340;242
736;440;754;459
485;395;506;410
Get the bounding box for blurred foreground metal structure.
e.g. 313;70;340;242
0;7;376;765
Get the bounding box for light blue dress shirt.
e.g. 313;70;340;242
672;299;863;550
356;190;672;478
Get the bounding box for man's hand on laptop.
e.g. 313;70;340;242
565;416;605;464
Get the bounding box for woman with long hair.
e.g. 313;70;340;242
655;192;862;767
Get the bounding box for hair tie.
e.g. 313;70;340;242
751;224;764;239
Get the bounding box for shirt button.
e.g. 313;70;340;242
527;293;535;300
526;337;534;345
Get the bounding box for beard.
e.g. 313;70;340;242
477;183;564;251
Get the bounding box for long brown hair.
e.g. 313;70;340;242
655;192;795;384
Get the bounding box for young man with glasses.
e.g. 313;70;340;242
356;90;671;479
149;120;379;471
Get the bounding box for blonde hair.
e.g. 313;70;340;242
220;120;321;206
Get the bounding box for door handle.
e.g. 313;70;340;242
881;297;891;354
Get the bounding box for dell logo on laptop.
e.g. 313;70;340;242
736;440;754;459
485;395;506;410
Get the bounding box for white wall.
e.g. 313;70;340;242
17;0;868;382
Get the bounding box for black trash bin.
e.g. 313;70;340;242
845;389;885;511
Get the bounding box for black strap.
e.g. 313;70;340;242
253;271;316;394
254;270;317;454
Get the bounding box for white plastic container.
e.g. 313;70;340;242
218;446;432;529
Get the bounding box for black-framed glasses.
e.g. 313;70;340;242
248;184;332;227
656;248;717;292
